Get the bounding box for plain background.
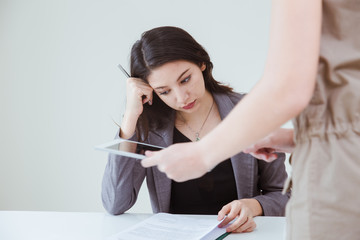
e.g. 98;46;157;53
0;0;291;213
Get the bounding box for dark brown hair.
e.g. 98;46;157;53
130;26;233;141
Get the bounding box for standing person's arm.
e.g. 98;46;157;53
142;0;322;182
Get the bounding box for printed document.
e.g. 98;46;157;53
108;213;227;240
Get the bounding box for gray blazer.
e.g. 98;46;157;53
101;92;290;216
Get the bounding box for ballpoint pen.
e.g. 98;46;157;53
117;64;130;78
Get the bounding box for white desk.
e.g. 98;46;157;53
0;211;285;240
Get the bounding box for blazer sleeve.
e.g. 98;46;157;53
101;131;146;215
252;153;291;216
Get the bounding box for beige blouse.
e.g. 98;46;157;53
293;0;360;142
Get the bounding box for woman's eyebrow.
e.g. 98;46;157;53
154;68;190;90
176;68;190;82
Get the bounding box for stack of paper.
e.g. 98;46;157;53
108;213;228;240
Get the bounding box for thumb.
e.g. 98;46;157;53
217;211;226;221
145;150;155;157
141;153;159;168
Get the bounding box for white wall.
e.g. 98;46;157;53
0;0;288;213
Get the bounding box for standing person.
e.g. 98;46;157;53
142;1;360;239
101;26;290;233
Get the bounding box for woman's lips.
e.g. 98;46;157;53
182;100;196;110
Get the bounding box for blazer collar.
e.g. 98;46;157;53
213;92;236;120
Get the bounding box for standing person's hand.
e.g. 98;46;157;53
141;141;213;182
243;128;295;162
217;199;258;233
121;78;153;139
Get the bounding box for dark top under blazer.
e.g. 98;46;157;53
101;92;290;215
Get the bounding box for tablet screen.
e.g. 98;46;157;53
95;139;163;159
107;140;163;155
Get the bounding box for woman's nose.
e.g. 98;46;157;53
174;88;189;104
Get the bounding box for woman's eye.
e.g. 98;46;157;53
181;76;190;84
159;90;170;95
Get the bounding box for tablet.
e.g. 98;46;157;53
95;138;163;159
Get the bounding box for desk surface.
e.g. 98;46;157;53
0;211;285;240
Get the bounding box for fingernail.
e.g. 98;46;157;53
148;100;152;105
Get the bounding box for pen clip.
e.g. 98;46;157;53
117;64;130;78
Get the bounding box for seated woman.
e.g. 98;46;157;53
101;26;290;233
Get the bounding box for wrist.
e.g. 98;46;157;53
270;128;295;153
124;110;141;121
120;113;139;139
279;128;295;153
197;139;221;172
241;198;263;216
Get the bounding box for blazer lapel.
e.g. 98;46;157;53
214;93;254;199
213;93;235;119
150;110;176;212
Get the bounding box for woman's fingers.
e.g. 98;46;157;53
143;89;153;105
244;221;257;232
244;148;279;162
134;83;153;105
141;93;153;105
220;201;244;231
217;200;258;233
232;217;257;233
126;77;154;115
135;83;153;105
217;205;232;227
226;214;249;232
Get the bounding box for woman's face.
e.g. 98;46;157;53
147;60;207;113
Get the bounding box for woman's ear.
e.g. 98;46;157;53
200;63;206;71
